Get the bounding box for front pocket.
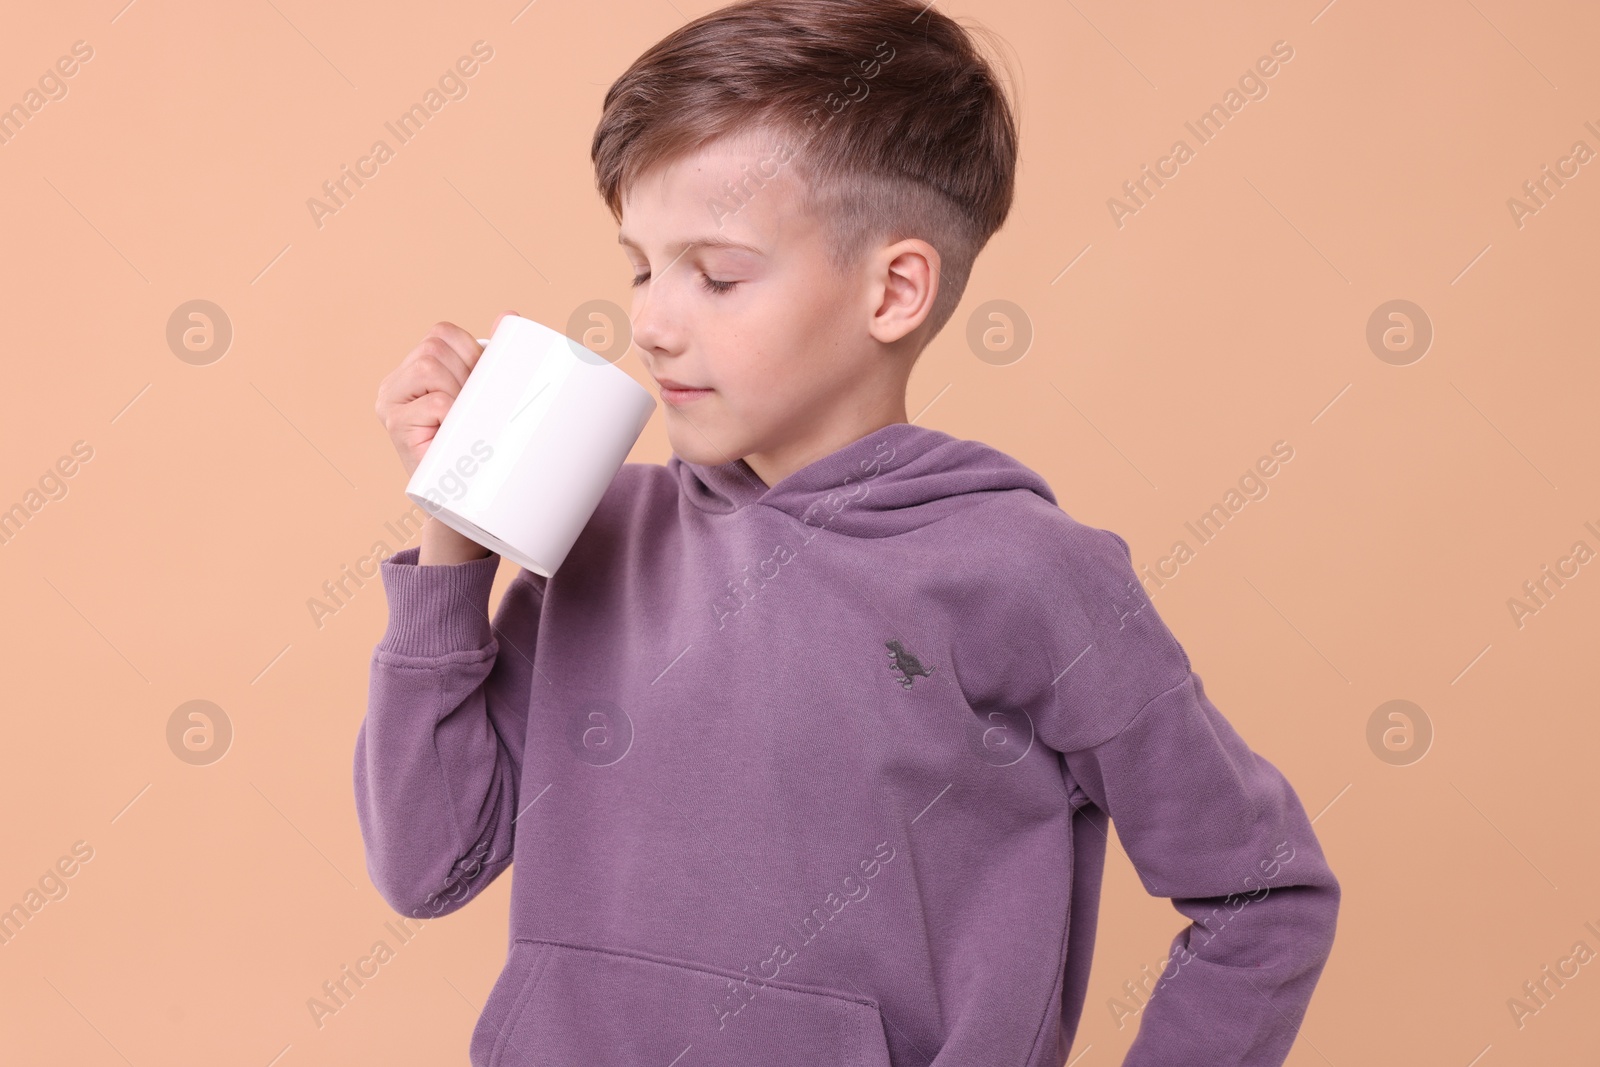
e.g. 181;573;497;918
470;940;554;1067
484;937;894;1067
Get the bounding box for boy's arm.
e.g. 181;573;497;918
1060;672;1340;1066
1031;526;1340;1066
352;544;546;918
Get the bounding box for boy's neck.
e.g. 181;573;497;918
741;407;909;489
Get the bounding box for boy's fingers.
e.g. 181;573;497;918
425;320;484;372
434;311;519;373
381;336;470;404
489;309;521;339
400;388;456;428
380;311;520;417
398;354;465;403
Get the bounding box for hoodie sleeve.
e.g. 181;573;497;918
352;545;546;919
1035;526;1341;1067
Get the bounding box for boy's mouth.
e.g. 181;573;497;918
654;376;714;406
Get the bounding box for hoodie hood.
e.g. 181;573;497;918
669;421;1058;538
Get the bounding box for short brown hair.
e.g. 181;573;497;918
591;0;1019;347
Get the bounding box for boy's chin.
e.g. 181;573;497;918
665;423;747;469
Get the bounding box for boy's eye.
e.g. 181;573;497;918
628;270;738;294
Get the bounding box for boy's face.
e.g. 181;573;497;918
618;131;922;486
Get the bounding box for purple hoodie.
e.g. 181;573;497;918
354;421;1339;1067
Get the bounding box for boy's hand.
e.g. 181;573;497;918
375;310;520;478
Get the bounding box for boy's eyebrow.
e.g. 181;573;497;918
617;231;764;256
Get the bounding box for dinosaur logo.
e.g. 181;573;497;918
885;639;936;690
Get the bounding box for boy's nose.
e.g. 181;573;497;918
628;294;676;360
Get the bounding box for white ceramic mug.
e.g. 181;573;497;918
404;314;656;576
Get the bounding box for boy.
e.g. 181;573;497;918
357;1;1340;1064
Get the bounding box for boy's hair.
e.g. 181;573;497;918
591;0;1020;348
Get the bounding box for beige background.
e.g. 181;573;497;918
2;0;1596;1063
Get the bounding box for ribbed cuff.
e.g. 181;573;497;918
375;545;502;657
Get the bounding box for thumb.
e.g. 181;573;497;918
490;309;522;337
469;310;521;370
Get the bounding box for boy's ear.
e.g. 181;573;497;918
868;239;941;346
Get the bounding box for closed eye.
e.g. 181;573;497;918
630;270;739;295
